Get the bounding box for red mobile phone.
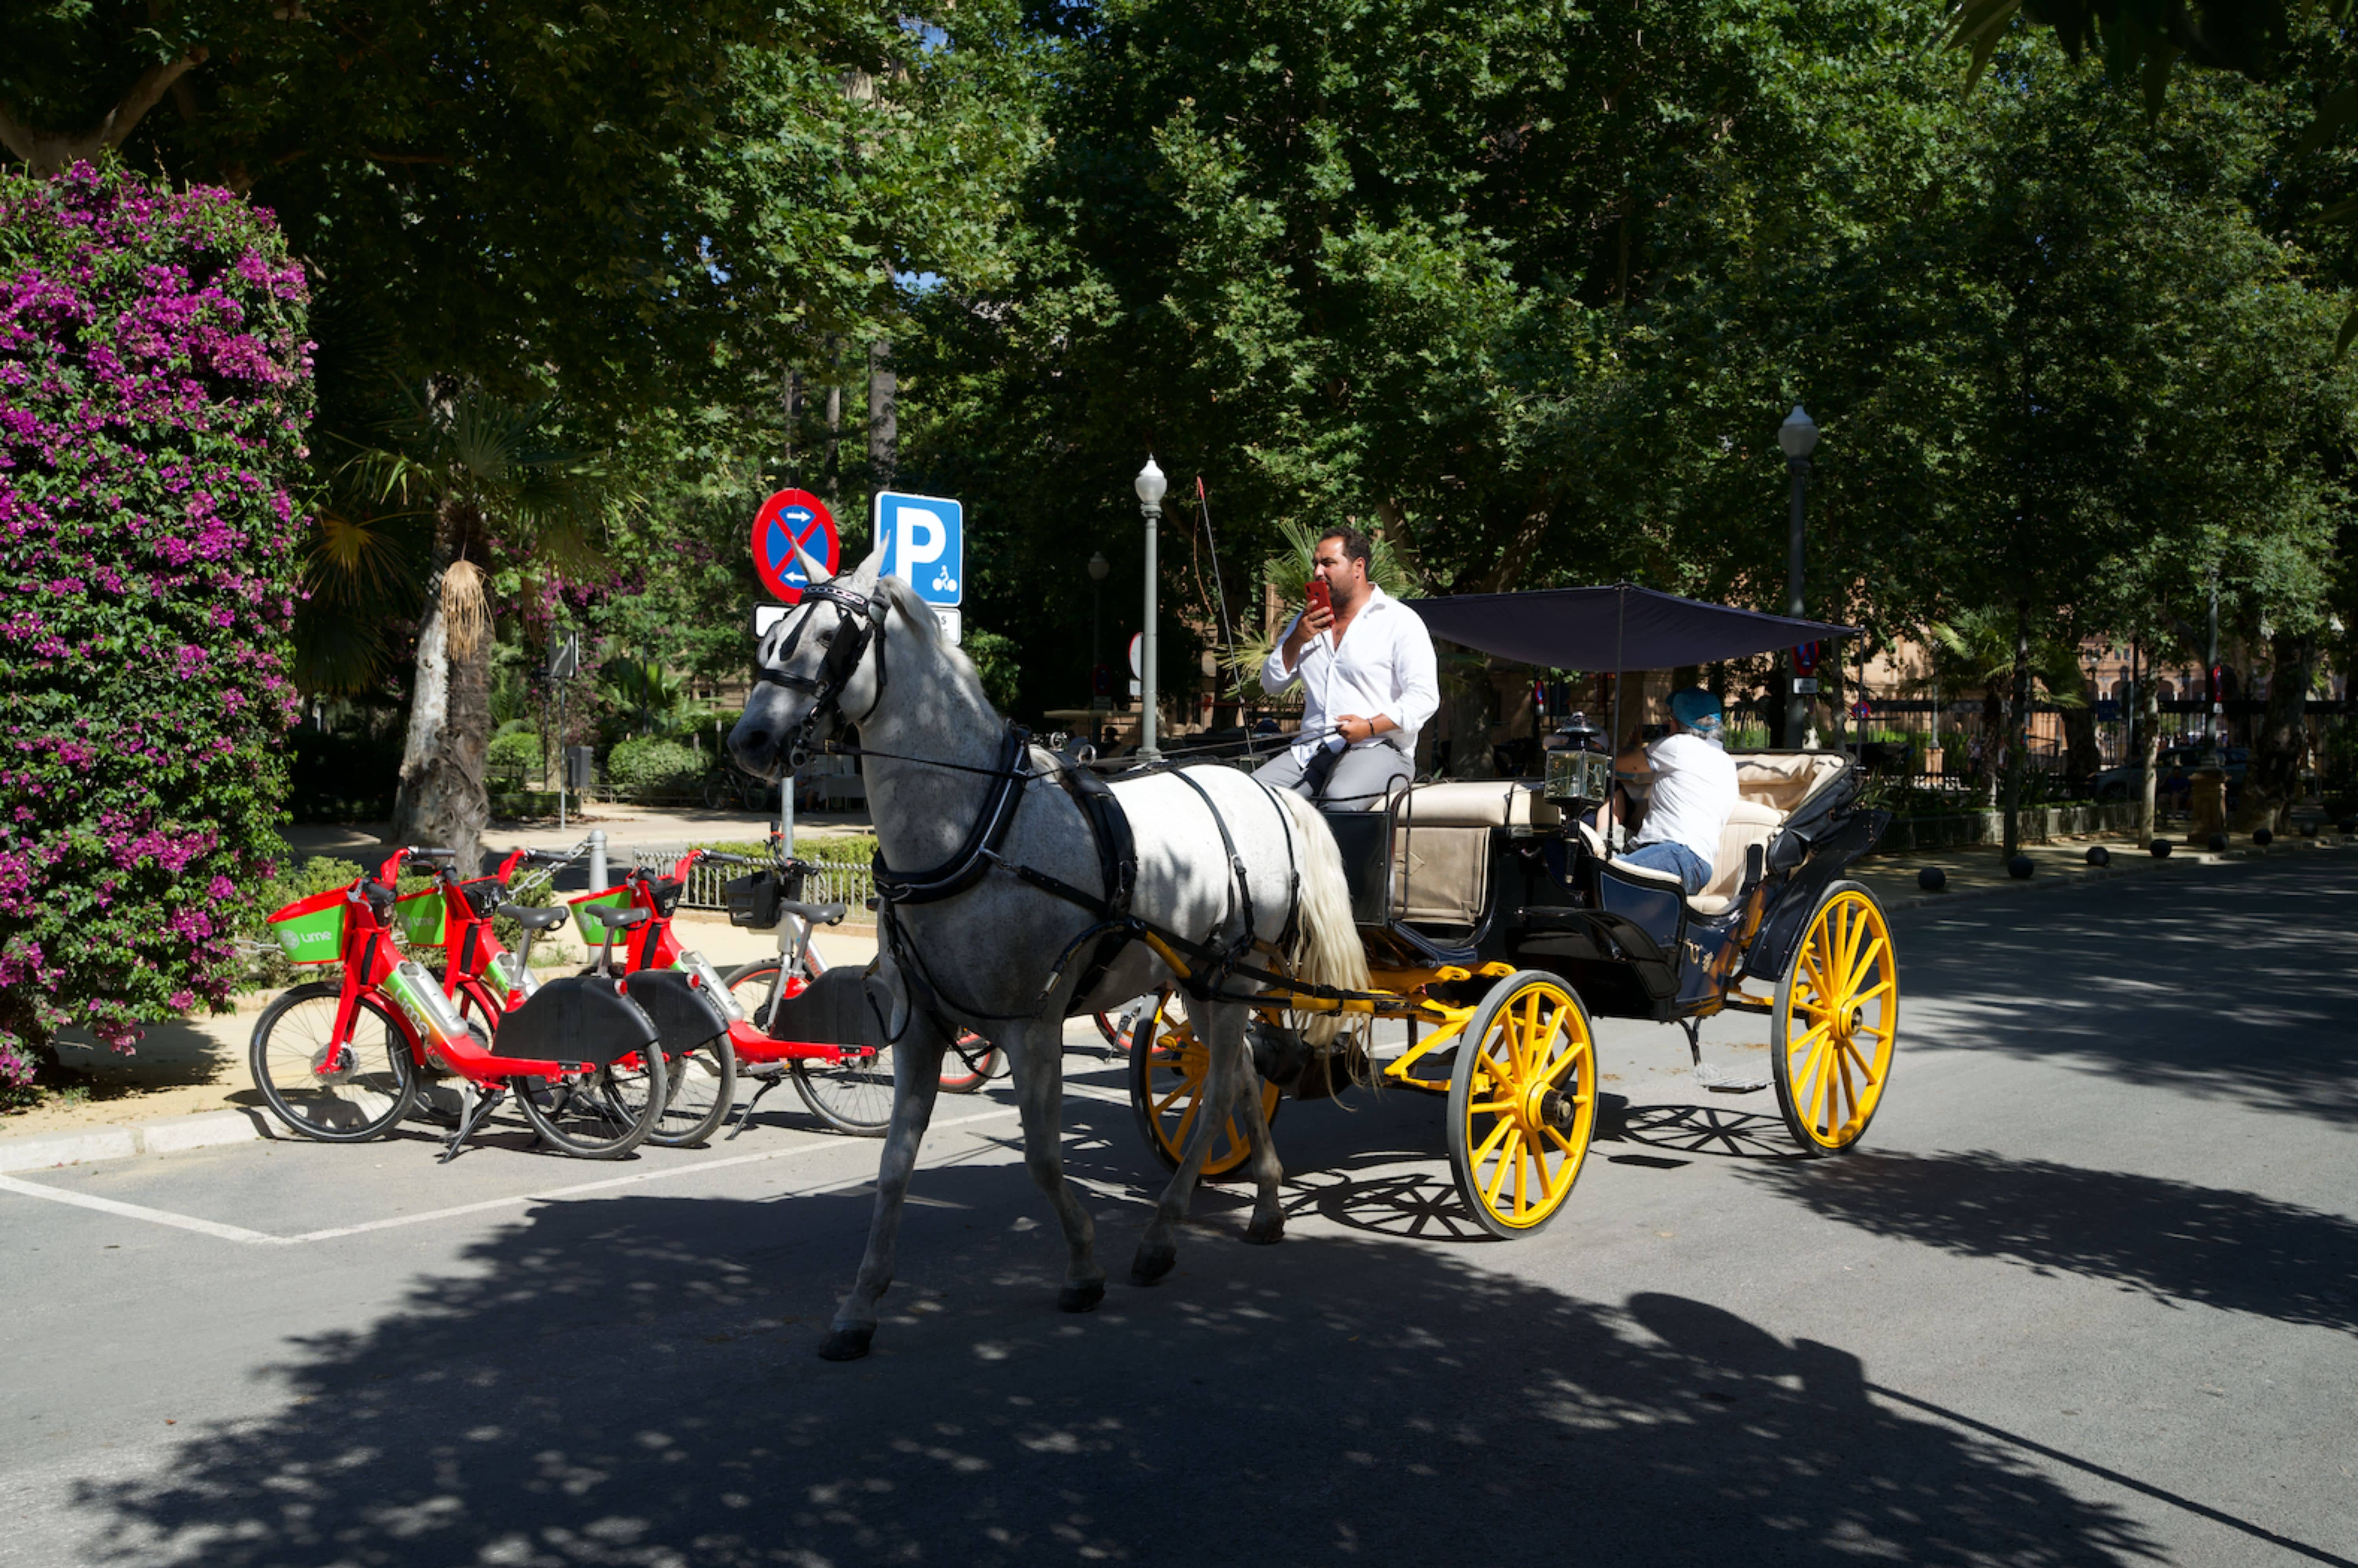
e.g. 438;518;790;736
1305;578;1332;617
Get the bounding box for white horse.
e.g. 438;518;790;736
729;543;1367;1361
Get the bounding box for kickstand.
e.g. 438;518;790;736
1682;1017;1768;1094
439;1085;506;1163
728;1073;784;1141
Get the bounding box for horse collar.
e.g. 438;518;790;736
872;723;1034;907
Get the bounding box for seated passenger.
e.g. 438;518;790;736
1614;689;1738;896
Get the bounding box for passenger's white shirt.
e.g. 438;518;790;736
1631;732;1738;871
1261;585;1440;764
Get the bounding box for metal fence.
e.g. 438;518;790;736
677;853;874;914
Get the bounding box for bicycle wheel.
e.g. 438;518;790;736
515;1051;667;1158
623;1033;737;1147
937;1032;999;1093
250;982;418;1142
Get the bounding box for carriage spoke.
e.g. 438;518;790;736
1844;935;1888;1000
1482;1137;1515;1208
1473;1112;1516;1166
1834;1032;1881;1081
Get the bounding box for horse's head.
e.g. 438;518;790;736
729;542;889;780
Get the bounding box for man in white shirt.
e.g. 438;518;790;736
1257;527;1440;807
1615;688;1739;894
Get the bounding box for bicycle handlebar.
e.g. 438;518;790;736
700;851;751;867
358;879;397;903
407;847;458;862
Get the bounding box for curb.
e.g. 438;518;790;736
0;1107;270;1174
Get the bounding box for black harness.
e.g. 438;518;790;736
753;581;887;770
751;589;1339;1034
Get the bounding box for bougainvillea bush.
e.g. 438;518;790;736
0;162;312;1090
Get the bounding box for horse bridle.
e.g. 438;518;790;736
753;581;887;770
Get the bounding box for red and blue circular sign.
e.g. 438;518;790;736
751;488;839;605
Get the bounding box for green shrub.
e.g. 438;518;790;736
487;730;543;777
606;737;702;799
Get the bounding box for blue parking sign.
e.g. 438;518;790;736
874;491;962;606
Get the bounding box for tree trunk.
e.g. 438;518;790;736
2232;630;2317;833
1978;686;2004;807
2001;602;2028;858
2049;654;2102;786
2137;677;2162;847
867;339;896;492
390;502;491;870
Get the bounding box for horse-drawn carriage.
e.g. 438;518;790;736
731;558;1896;1358
1127;582;1895;1237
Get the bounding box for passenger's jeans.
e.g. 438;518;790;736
1620;841;1710;895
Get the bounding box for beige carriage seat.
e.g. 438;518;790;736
1388;781;1561;929
1733;753;1848;815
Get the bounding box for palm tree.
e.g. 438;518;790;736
1928;609;2086;806
334;381;614;868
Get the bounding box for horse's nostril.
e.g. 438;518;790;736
740;729;769;753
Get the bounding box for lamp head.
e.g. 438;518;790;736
1135;456;1168;509
1778;404;1820;459
1088;551;1110;582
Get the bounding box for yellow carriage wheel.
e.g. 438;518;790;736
1770;881;1899;1156
1445;971;1597;1239
1126;992;1280;1180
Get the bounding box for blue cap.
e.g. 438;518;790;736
1669;687;1723;738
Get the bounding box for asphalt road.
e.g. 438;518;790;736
3;854;2354;1566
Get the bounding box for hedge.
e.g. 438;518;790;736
0;163;312;1087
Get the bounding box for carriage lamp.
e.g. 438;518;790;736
1779;404;1818;746
1136;457;1168;759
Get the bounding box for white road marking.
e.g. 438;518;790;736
0;1105;1016;1246
0;1173;285;1245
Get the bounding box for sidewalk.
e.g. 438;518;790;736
285;802;876;866
0;914;879;1167
1855;823;2352;911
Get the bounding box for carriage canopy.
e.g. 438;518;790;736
1404;582;1859;671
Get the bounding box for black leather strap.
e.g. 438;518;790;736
871;724;1034;906
1050;753;1138;1003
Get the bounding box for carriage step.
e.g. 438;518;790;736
1691;1061;1768;1094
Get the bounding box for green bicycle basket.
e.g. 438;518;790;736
266;887;349;964
569;885;634;940
393;886;447;947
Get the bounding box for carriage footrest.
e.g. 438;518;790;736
1692;1061;1768;1094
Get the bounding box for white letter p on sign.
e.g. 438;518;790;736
894;503;945;570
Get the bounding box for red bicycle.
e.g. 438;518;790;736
253;846;670;1160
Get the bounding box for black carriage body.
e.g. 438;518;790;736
1330;752;1888;1025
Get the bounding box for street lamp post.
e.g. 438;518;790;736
1135;457;1168;758
1778;404;1820;745
1087;551;1110;713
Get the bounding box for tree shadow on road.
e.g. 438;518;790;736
1746;1149;2358;1335
70;1162;2166;1568
1895;858;2358;1126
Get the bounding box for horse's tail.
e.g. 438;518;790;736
1269;788;1371;1048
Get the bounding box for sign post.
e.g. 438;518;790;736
749;491;836;856
547;632;580;829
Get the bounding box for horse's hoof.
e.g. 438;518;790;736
1058;1280;1106;1314
1244;1215;1284;1246
1131;1246;1176;1286
817;1326;874;1362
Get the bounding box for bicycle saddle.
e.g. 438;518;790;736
780;899;848;926
583;905;651;932
499;904;570;932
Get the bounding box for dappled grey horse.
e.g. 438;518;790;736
729;542;1366;1361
